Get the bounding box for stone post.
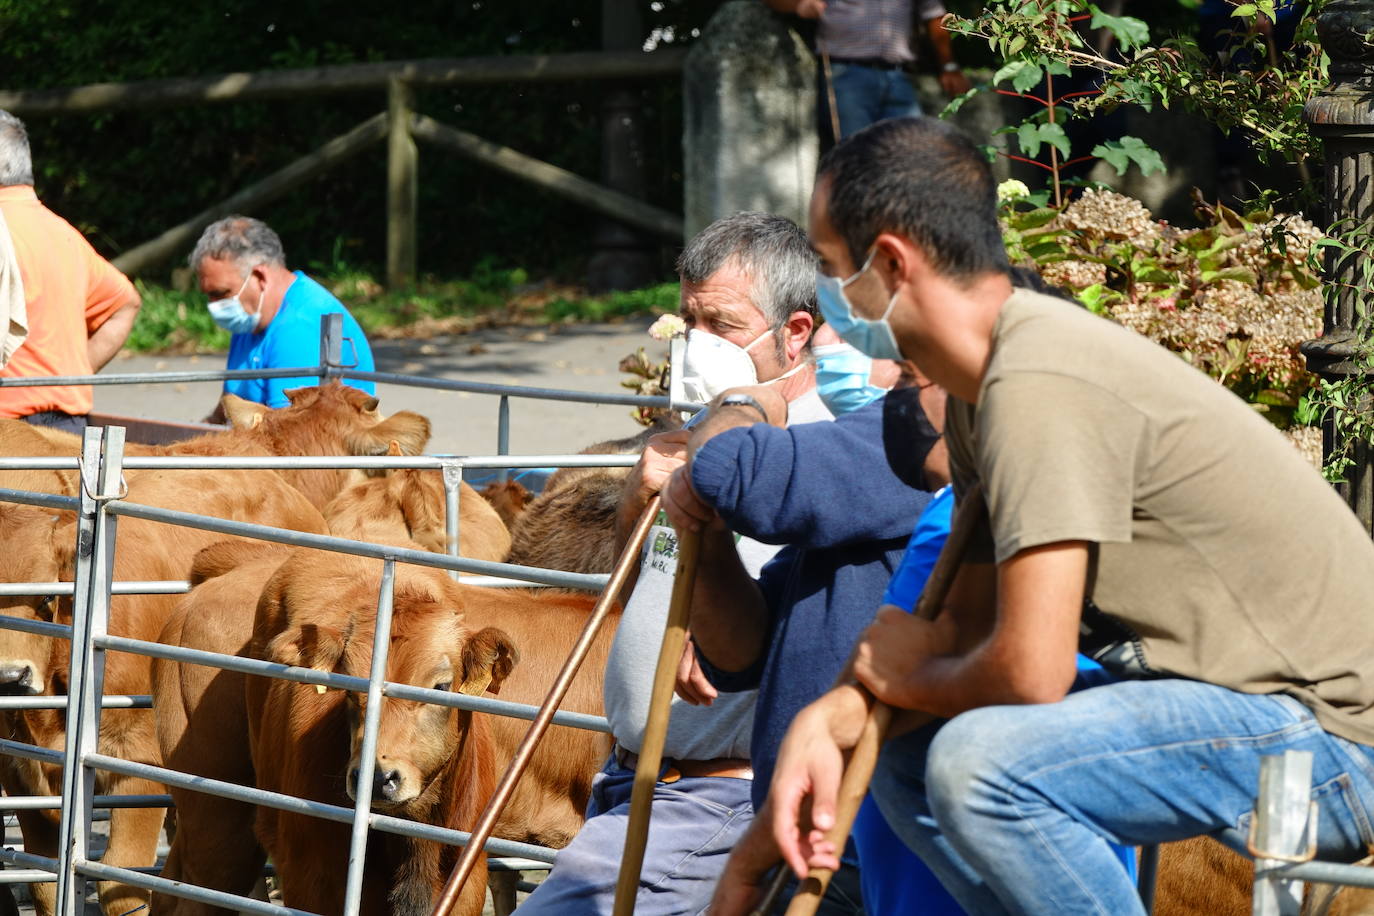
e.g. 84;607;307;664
683;2;817;238
1300;0;1374;533
587;0;657;292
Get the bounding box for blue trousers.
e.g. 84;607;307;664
825;62;923;140
871;678;1374;915
514;757;753;916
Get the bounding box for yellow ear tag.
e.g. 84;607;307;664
315;684;327;695
458;672;493;696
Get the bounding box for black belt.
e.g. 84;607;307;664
827;56;914;72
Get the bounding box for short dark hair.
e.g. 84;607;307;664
817;117;1009;281
676;211;818;327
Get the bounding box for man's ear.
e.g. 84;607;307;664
873;231;928;291
781;309;814;362
459;627;519;696
222;395;268;430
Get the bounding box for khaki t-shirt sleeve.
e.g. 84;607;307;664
81;240;136;334
977;371;1143;563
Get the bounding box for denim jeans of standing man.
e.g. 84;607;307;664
824;63;923;140
871;676;1374;915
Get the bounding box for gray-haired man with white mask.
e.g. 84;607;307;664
514;212;831;916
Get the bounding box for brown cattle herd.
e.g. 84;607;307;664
0;383;1364;915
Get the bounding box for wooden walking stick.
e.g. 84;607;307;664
611;521;703;916
427;496;663;916
777;484;987;916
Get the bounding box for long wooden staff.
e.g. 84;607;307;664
428;496;663;916
611;521;703;916
760;484;986;916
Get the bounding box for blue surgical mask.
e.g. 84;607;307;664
815;249;903;360
814;342;888;415
207;272;262;336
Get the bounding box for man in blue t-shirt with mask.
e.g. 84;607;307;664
190;216;375;416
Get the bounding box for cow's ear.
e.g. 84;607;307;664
222;395;269;430
267;623;346;676
397;471;444;551
348;411;431;458
459;627;519;696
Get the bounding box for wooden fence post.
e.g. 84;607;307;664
387;77;418;289
1301;0;1374;533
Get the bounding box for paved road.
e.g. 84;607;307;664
95;317;668;459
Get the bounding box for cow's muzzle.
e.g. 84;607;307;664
0;663;40;696
347;762;408;806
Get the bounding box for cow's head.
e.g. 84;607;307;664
219;383;432;509
0;506;69;696
339;590;517;811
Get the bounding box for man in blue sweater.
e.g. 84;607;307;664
659;366;943;913
191;216;375;413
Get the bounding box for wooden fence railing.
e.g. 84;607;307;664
1;50;687;286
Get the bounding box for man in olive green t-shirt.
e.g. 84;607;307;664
708;116;1374;916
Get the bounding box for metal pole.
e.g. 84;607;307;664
1251;751;1314;915
56;426;123;916
428;496;661;916
442;462;462;582
342;559;397;916
497;395;511;483
319;312;344;386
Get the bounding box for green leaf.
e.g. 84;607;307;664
940;86;982;119
994;60;1044;94
1090;136;1166;177
1076;283;1121;315
1231;3;1258;17
1201;266;1260;284
1026;240;1067;259
1088;5;1151;52
1013;207;1061;230
1022;121;1071;159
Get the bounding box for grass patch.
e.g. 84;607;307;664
542;282;679;322
124;257;678;355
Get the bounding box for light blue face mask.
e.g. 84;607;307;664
815;249;903;361
207;272;261;336
814;342;888;415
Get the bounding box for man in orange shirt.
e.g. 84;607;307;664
0;110;141;433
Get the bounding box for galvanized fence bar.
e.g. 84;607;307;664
102;500;611;590
0;367;323;388
56;426;123;916
0;695;150;710
340;367;698;410
77;860;318;916
86;753;557;862
497;395;511;482
110;454;638;470
442;461;463;581
0;581;189;596
94;632;610;733
342;559;396;916
1252;751;1316;916
2;795;170;810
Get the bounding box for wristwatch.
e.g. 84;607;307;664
717;393;769;423
942;61;962;72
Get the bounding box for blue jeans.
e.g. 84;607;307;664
825;63;923;140
872;678;1374;915
515;757;753;915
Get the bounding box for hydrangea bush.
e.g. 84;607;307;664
1000;184;1324;464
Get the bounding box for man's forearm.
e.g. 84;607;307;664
87;300;140;370
687;522;772;672
926;16;958;67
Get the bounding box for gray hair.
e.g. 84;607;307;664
0;111;34;188
189;216;287;273
676;212;818;329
